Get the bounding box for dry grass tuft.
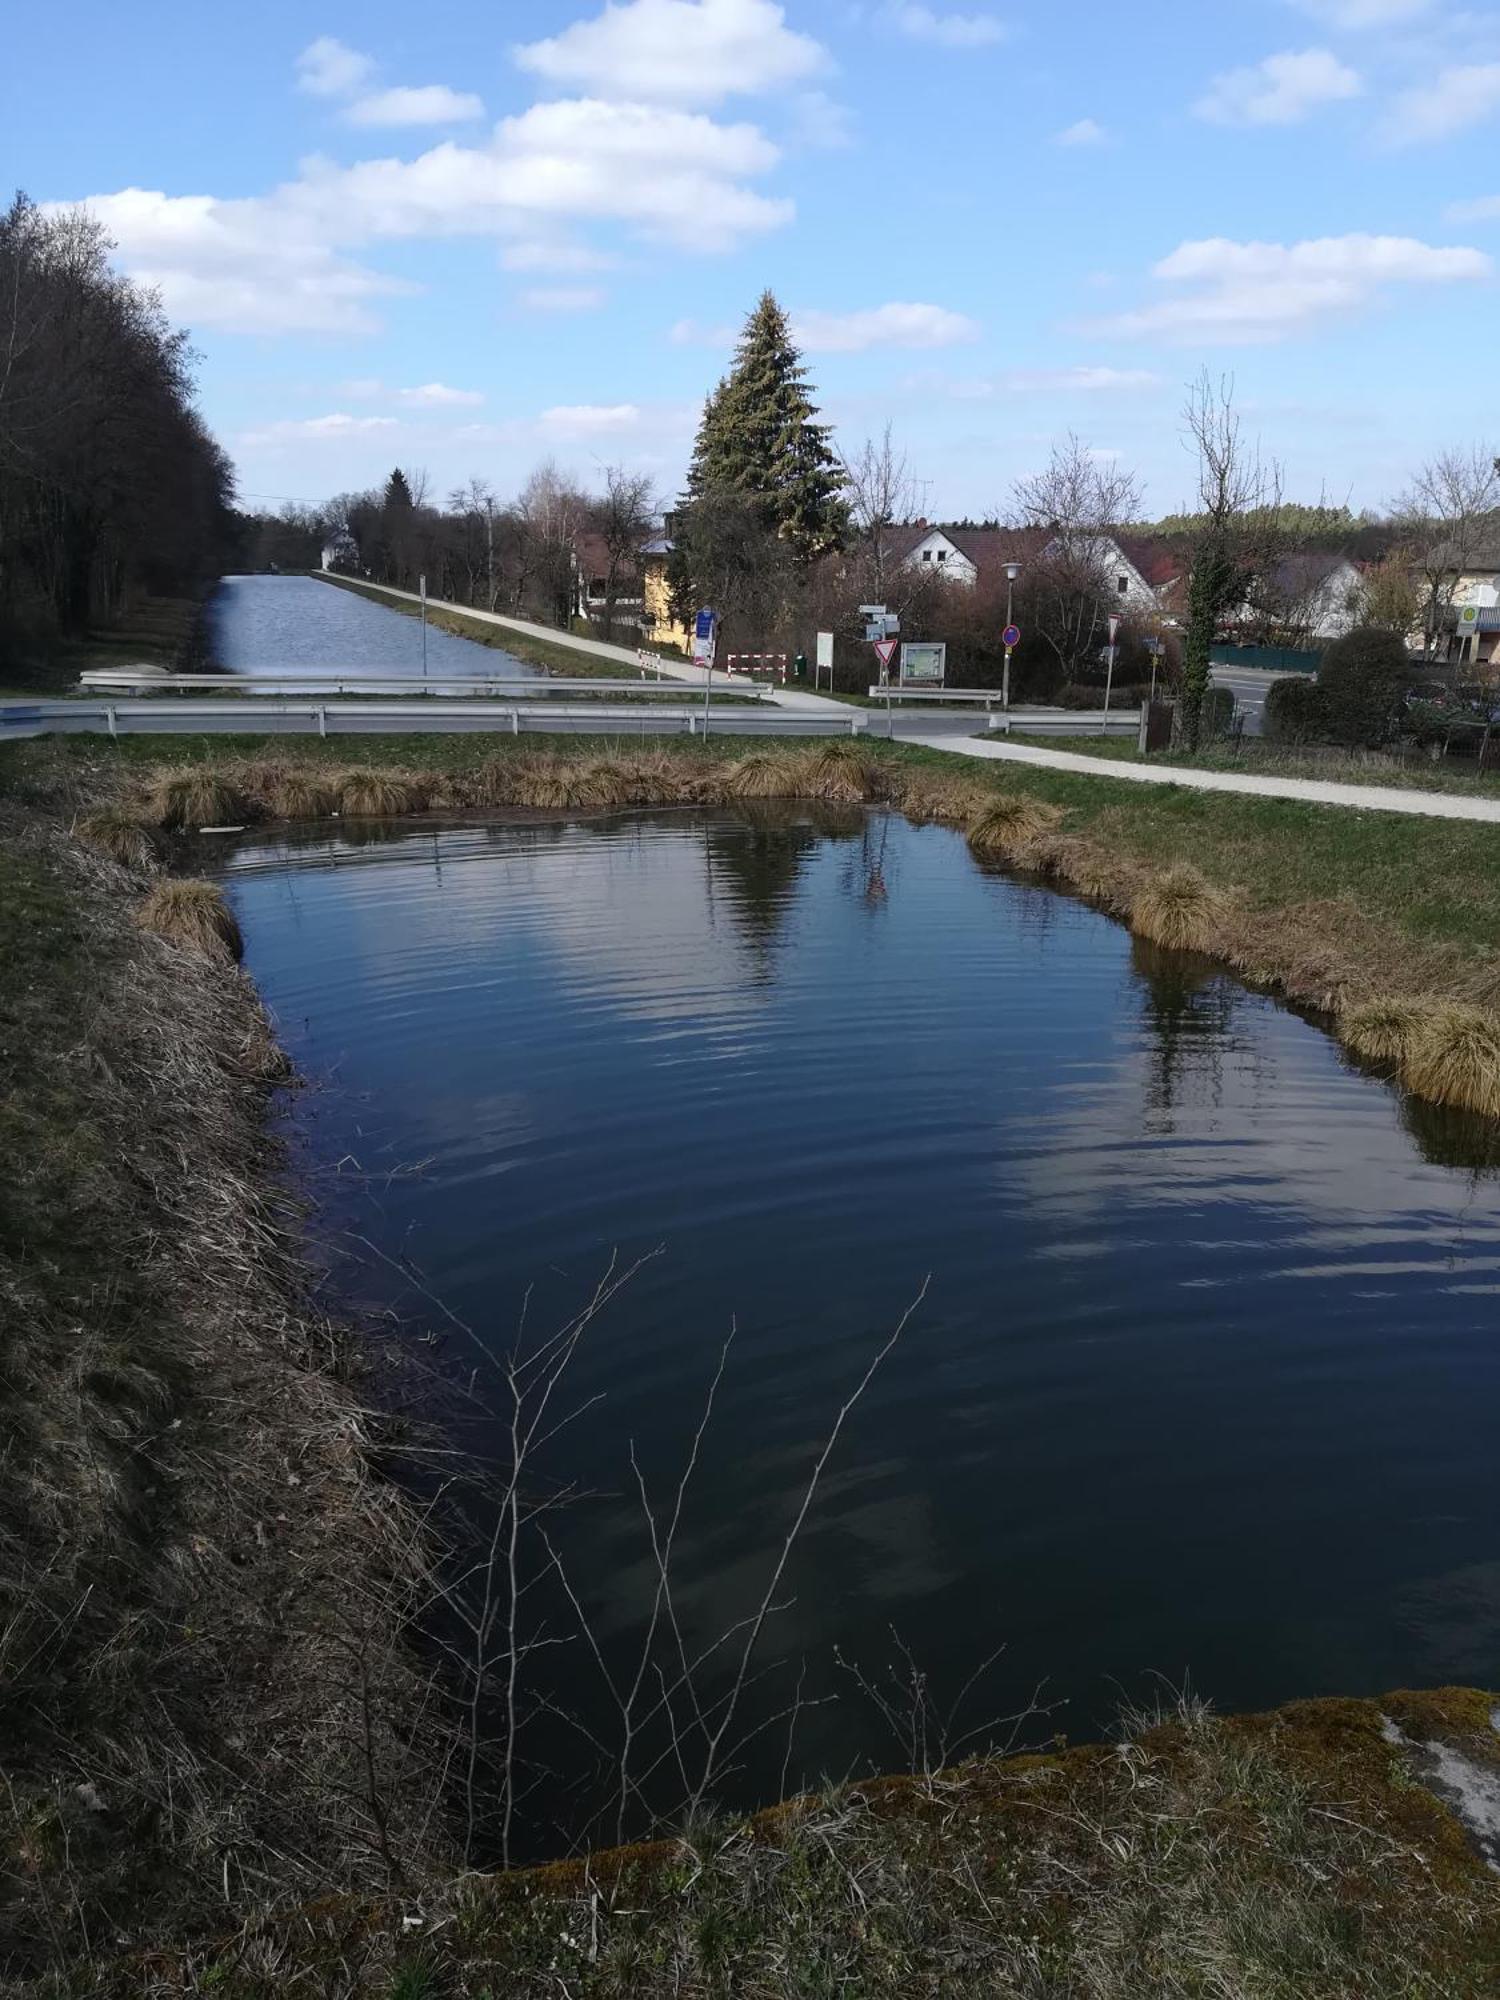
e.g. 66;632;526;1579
260;767;336;821
146;765;251;831
892;771;992;825
335;768;429;817
135;878;244;962
74;807;161;872
1341;997;1426;1067
966;794;1062;862
801;740;883;804
723;752;800;800
1130;865;1231;954
1401;1005;1500;1120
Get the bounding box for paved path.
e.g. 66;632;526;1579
906;732;1500;825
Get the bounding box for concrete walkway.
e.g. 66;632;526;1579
299;580;1500;827
908;732;1500;826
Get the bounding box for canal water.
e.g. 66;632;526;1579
208;572;539;678
208;805;1500;1849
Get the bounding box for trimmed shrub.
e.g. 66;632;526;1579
1316;626;1409;748
1264;675;1325;744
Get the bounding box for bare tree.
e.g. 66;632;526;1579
1392;444;1500;658
514;459;590;627
597;463;655;639
1179;374;1284;745
1011;433;1144;675
842;424;920;598
448;477;498;608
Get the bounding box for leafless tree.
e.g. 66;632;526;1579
447;476;498;607
1392;444;1500;657
1011;433;1144;674
596;463;655;638
842;424;921;598
1179;374;1284;744
514;459;590;626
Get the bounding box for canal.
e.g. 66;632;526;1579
203;800;1500;1852
208;572;541;679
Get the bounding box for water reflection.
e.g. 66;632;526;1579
210;806;1500;1852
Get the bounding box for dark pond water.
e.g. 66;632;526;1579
209;806;1500;1849
208;573;537;678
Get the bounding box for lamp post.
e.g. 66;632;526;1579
1002;561;1021;710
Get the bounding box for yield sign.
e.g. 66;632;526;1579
873;638;899;671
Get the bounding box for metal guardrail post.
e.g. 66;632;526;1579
106;705;117;740
317;706;328;738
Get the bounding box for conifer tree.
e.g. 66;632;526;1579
684;292;848;562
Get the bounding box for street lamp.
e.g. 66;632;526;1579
1002;561;1021;711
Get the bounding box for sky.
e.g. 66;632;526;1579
4;0;1497;520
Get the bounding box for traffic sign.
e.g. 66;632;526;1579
1002;623;1021;650
1108;616;1120;644
873;638;899;672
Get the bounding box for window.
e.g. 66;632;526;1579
922;549;933;562
937;549;947;564
1117;575;1129;595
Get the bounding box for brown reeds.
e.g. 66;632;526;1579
335;768;430;817
1129;865;1230;954
135;878;244;962
801;740;882;804
1401;1005;1500;1120
147;765;251;830
260;767;336;820
74;806;161;871
1341;997;1426;1066
965;794;1062;862
723;752;799;799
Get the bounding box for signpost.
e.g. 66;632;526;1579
873;635;899;736
419;573;429;680
1103;615;1120;730
815;629;834;691
899;641;946;686
694;609;717;735
1001;622;1021;711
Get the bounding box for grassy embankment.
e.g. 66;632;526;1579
1004;727;1500;799
0;801;450;1983
12;725;1500;1119
316;571;687;682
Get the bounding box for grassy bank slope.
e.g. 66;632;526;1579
85;1689;1500;1996
0;807;446;1982
1;591;206;699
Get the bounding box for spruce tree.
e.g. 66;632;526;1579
684;292;848;563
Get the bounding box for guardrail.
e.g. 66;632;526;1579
866;686;1011;706
1;698;865;742
74;669;771;701
987;708;1142;738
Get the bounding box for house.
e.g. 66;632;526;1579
570;529;645;634
1236;552;1367;647
320;529;360;573
639;534;692;653
882;521;1164;616
1434;537;1500;671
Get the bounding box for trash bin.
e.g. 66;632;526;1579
793;651;808;682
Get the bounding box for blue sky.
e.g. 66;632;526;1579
4;0;1496;517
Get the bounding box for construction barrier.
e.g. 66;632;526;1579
726;652;788;680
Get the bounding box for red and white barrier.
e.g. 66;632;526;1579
726;652;788;680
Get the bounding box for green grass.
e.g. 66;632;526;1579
1003;729;1500;799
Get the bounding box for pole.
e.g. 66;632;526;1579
702;634;713;740
420;573;428;680
1004;574;1014;710
1102;644;1115;734
485;502;494;610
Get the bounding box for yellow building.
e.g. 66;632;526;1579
639;535;691;654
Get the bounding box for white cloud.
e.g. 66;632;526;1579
885;5;1008;47
345;85;485;127
397;381;485;406
1195;48;1361;125
538;403;642;434
518;285;607;310
513;0;825;105
1291;0;1430;23
501;240;617;272
669;316;737;344
75;91;793;334
1015;365;1160;391
1098;232;1490;343
1446;192;1500;222
1055;117;1106;146
791;301;980;350
296;36;374;98
1390;63;1500;143
242;412;399;446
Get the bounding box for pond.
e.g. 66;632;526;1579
208;804;1500;1854
208;572;539;679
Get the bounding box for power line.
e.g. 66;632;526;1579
236;489;327;506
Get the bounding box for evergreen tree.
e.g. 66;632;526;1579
684;292;848;562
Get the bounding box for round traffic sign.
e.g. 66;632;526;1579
1002;624;1021;650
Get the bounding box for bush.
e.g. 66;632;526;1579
1316;626;1409;747
1264;675;1325;744
1202;685;1237;739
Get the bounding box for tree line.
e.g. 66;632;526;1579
0;194;233;666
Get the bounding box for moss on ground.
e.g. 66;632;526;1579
74;1692;1500;1997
